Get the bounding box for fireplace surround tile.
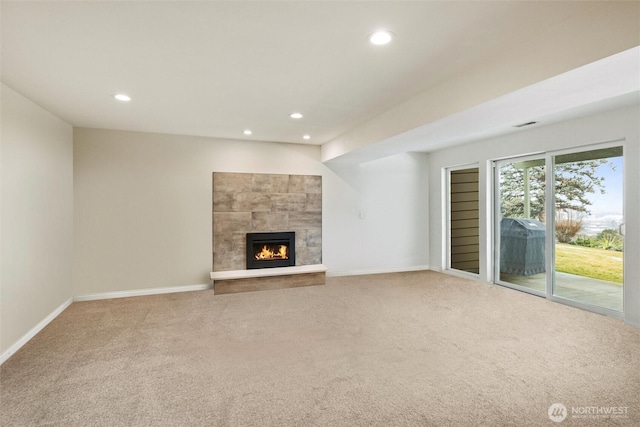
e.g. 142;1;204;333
213;192;274;213
213;212;252;234
295;246;322;265
213;172;322;272
306;228;322;247
212;192;234;212
251;174;290;193
288;212;322;228
213;173;252;193
289;175;322;194
271;193;307;212
305;193;322;212
251;212;289;231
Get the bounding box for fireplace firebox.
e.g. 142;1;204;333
246;232;295;269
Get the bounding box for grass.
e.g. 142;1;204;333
555;243;623;284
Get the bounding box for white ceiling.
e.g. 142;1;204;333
2;1;638;155
333;46;640;163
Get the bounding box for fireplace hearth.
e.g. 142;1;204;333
246;232;295;269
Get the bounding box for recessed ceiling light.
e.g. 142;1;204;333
290;112;303;119
113;93;131;102
369;30;393;45
303;135;311;140
243;129;252;136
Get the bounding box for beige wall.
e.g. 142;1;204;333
73;129;326;295
1;84;74;356
73;129;431;296
1;118;431;357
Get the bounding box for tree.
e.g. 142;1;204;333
499;159;612;222
554;160;609;214
499;164;545;220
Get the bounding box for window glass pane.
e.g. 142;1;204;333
553;148;623;312
497;160;546;293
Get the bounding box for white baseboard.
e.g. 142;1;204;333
73;283;212;302
0;297;73;365
326;265;430;278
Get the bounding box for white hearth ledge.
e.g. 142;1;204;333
211;264;327;281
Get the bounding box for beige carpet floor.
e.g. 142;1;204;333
1;270;639;426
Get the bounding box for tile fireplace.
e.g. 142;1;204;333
212;172;321;272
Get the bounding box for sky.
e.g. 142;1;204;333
588;156;623;219
581;156;623;235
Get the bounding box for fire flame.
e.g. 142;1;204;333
255;245;288;260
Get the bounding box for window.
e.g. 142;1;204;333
447;166;480;275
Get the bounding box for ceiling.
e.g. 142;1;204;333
2;1;639;157
333;47;640;163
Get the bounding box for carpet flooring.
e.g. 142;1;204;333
1;270;639;426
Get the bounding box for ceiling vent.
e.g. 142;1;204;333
513;121;538;128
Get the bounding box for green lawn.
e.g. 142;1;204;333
555;243;623;284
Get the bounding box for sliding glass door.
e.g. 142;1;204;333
552;146;624;312
495;155;547;295
494;144;624;315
